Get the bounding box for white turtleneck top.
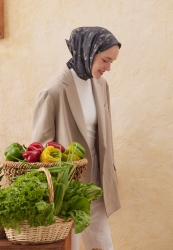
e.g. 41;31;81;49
70;69;97;151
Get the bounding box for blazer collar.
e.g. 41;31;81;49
62;66;88;145
91;78;106;149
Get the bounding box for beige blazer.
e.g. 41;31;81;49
32;65;120;216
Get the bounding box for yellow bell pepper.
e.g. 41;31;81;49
40;146;62;162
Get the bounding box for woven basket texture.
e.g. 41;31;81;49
5;217;73;245
2;158;88;184
4;167;74;245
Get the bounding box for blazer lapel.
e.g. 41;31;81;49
62;67;88;144
92;78;106;151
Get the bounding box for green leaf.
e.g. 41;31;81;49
82;182;103;201
0;171;54;231
68;210;91;234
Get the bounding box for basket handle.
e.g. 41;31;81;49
38;167;54;204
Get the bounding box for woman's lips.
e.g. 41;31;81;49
99;70;105;75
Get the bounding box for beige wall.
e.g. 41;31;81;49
1;1;173;249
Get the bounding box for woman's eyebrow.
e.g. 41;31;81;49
105;56;117;62
104;57;114;61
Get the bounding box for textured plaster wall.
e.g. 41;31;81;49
0;0;173;249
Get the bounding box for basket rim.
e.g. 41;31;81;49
4;216;73;229
1;157;88;167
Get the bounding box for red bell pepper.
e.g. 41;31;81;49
27;142;44;153
46;141;65;153
22;150;41;162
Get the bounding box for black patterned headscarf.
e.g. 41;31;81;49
66;27;121;80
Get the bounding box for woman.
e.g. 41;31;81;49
32;26;121;250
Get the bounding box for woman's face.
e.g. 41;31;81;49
91;45;119;79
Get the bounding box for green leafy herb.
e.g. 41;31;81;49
59;180;102;233
0;171;54;232
0;165;102;234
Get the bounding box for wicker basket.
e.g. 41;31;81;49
4;167;74;245
5;217;73;245
2;158;88;184
0;226;6;239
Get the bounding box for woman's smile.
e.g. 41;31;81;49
99;70;104;75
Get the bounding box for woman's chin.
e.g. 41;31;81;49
92;73;102;79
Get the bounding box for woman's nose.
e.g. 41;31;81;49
106;63;111;71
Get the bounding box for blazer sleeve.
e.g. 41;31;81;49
31;90;55;146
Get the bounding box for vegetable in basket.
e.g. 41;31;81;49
0;163;102;234
22;150;41;163
21;142;44;163
59;180;102;233
27;142;44;153
40;146;62;162
46;141;65;153
66;142;86;158
61;152;80;162
62;142;86;162
4;143;25;161
0;171;55;232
